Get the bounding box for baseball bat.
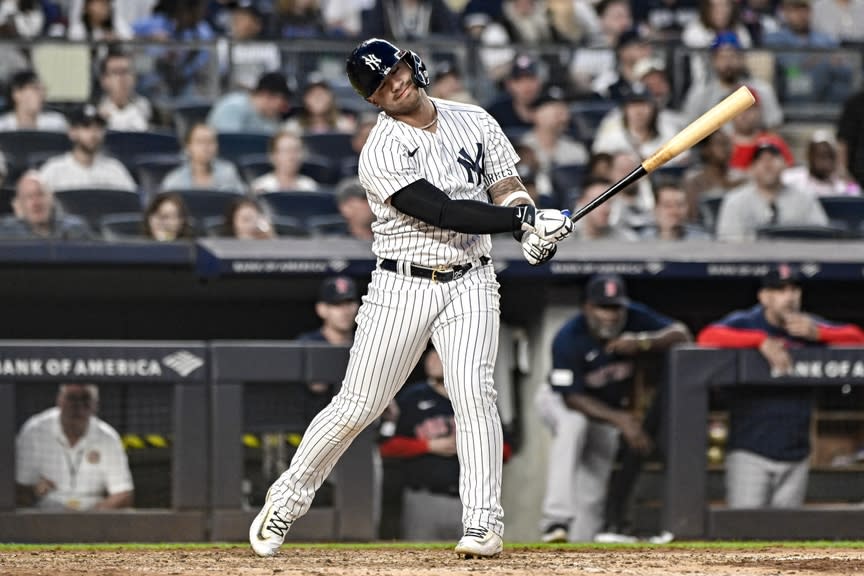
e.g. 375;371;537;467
569;85;755;223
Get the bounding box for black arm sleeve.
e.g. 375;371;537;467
390;179;521;234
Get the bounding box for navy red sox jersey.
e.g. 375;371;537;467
382;381;460;495
358;97;520;267
549;302;677;408
698;305;864;461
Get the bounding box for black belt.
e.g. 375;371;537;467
380;256;490;283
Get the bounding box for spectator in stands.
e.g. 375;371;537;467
514;142;552;201
608;149;655;231
586;151;614;181
681;32;783;129
132;0;216;100
782;130;861;196
698;265;864;508
682;130;747;223
143;191;194;241
362;0;459;41
571;177;638;241
716;140;828;241
222;196;275;239
593;88;689;166
632;57;681;127
520;86;589;189
0;0;45;38
283;75;355;135
272;0;325;38
39;105;137;192
335;177;374;241
428;60;477;105
321;0;374;37
97;48;153;131
640;180;710;240
569;0;633;92
811;0;864;43
208;71;293;135
727;91;794;172
380;347;512;540
836;88;864;188
632;0;699;41
250;130;318;194
537;273;690;542
592;29;652;101
487;54;542;132
0;70;68;132
16;383;134;511
682;0;752;48
67;0;156;35
67;0;133;40
0;170;92;240
161;123;245;193
763;0;851;102
220;1;280;91
477;0;593;84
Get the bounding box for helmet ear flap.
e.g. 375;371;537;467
407;51;430;90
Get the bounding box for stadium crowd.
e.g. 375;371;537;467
0;0;861;242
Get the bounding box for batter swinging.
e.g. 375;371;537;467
250;38;574;559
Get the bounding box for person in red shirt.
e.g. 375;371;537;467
728;89;795;172
697;265;864;508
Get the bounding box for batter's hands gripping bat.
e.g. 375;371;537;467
569;85;756;224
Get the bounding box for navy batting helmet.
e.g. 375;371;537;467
346;38;429;99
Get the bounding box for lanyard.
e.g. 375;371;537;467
59;438;86;491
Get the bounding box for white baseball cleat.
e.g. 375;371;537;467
455;527;503;559
249;491;292;557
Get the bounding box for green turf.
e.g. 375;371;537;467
0;540;861;552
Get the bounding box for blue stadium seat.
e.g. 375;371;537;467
104;130;180;168
699;196;724;232
217;132;270;163
54;189;142;229
172;102;213;138
169;189;242;222
134;154;183;200
653;164;689;183
237;154;272;183
300;154;340;186
756;224;852;240
307;214;348;236
259;191;340;220
0;130;71;181
100;212;145;241
0;187;15;215
302;132;355;162
550;163;587;204
818;196;864;233
570;100;617;141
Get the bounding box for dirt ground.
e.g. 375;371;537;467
1;545;862;576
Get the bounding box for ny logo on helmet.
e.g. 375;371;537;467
362;54;382;70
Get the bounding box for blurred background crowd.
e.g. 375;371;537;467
0;0;862;243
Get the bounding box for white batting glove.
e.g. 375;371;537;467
514;206;574;243
521;232;557;266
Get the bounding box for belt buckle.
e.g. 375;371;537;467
431;265;449;283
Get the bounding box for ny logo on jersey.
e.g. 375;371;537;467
457;143;484;184
362;54;382;70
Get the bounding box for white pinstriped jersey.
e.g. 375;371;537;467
358;97;520;267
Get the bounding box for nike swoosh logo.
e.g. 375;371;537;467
407;146;420;157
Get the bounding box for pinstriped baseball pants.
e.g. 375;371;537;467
268;263;505;536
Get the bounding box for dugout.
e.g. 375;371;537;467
665;346;864;540
209;341;377;542
0;341;208;542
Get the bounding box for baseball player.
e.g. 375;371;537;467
536;274;690;542
250;38;574;558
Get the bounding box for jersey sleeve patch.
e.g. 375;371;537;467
549;369;574;388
